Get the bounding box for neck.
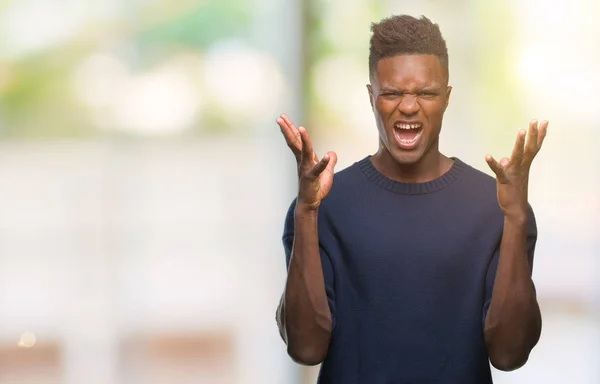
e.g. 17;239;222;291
371;143;453;183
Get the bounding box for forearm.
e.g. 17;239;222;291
277;204;332;365
484;215;541;371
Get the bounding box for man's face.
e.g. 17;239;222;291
368;54;451;165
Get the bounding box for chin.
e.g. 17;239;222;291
389;148;425;165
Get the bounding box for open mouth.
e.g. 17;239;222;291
393;122;423;149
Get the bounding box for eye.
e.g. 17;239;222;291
381;92;399;99
418;91;437;98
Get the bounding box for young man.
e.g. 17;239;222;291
275;15;547;383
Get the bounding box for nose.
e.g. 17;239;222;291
398;94;419;116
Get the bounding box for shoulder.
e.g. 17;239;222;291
282;157;371;236
288;156;371;209
449;159;505;230
454;158;497;190
453;158;537;235
452;158;499;206
328;157;370;192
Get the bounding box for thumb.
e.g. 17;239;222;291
486;155;509;183
485;155;501;176
326;152;338;174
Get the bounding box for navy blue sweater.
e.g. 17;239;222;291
282;156;537;384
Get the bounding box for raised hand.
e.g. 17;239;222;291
276;114;319;165
276;114;337;210
486;120;548;219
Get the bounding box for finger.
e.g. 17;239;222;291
510;129;527;164
325;152;338;175
299;127;314;168
486;154;504;177
525;119;539;156
276;115;302;155
307;153;331;179
281;114;299;133
281;115;301;145
277;117;302;153
537;120;548;149
276;115;297;138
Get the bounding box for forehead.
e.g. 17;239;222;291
373;54;447;88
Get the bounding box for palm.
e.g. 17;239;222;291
302;156;334;203
318;171;334;200
276;114;337;209
486;120;548;218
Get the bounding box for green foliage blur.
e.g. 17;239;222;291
0;0;253;138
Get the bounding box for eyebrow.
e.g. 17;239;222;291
379;86;441;93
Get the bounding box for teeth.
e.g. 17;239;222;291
399;136;419;144
395;123;421;130
396;131;423;145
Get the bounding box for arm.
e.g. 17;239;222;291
484;213;541;371
275;114;338;365
484;119;548;371
276;206;332;365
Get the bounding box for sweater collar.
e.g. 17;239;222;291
358;155;467;195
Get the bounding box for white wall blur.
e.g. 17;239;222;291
0;140;296;384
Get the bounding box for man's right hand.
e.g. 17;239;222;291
276;114;337;210
276;114;335;365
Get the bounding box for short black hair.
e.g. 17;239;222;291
369;15;449;81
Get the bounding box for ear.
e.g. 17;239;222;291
444;86;452;111
367;84;374;109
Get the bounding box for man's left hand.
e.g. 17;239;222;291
486;119;548;219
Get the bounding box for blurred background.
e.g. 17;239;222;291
0;0;598;383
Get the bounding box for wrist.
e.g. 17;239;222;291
295;202;319;217
504;213;527;226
